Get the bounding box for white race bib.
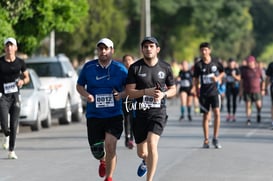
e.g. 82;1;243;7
226;75;235;83
3;82;18;94
202;73;214;84
95;94;114;108
180;80;190;87
142;95;161;108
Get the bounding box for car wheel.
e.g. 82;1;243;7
72;103;83;122
59;98;72;125
42;108;52;128
31;104;41;131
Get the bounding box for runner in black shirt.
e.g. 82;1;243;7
265;61;273;129
193;42;224;149
126;37;176;180
0;37;30;159
225;58;241;122
177;60;194;122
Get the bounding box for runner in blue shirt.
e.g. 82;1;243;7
77;38;127;181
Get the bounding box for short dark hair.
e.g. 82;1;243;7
199;42;211;49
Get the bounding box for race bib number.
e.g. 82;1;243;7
95;94;114;108
142;95;161;108
226;75;235;83
180;80;190;87
3;82;18;94
202;73;214;84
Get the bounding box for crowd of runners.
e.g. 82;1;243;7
171;54;273;128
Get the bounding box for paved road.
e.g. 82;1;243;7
0;95;273;181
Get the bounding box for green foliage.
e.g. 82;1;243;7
56;0;127;61
0;7;15;51
0;0;89;55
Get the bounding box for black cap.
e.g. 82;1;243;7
141;36;159;47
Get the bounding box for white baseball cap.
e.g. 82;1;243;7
96;38;114;48
4;37;17;46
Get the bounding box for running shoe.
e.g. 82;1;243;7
99;160;106;177
104;177;112;181
179;115;184;122
137;160;147;177
8;151;18;159
127;140;134;149
188;115;192;122
2;136;9;150
231;115;236;122
226;115;230;122
202;139;209;149
246;119;251;126
212;138;222;149
257;115;261;123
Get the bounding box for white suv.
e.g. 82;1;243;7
26;54;83;124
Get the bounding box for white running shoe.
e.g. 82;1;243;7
8;151;18;159
2;136;9;150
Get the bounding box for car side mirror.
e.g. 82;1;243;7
66;71;73;77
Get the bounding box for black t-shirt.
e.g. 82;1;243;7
225;67;240;88
193;58;224;96
178;70;193;88
126;58;175;104
0;56;27;94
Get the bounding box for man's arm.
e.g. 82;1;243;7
76;84;94;102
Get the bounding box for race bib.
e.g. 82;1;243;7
3;82;18;94
226;75;235;83
142;95;161;108
180;80;190;87
202;73;214;84
95;94;114;108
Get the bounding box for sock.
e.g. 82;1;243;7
180;106;185;115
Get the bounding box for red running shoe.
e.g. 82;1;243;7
99;160;106;177
104;177;112;181
127;140;134;149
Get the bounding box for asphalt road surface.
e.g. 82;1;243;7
0;95;273;181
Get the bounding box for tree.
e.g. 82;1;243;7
0;0;89;55
55;0;127;62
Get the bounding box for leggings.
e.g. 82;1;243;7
226;86;239;114
122;103;134;141
0;93;20;151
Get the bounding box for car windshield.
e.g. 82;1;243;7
27;62;64;77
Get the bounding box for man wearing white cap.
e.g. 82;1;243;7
76;38;127;181
0;37;29;159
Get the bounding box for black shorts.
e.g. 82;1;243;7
133;108;168;144
199;94;220;113
87;115;123;145
179;87;193;96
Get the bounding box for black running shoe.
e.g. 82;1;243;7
246;120;251;126
188;115;192;122
202;139;209;149
179;115;184;122
212;138;222;149
257;115;261;123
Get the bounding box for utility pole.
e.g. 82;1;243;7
140;0;151;55
49;30;55;57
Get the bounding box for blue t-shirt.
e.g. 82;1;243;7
77;59;128;118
